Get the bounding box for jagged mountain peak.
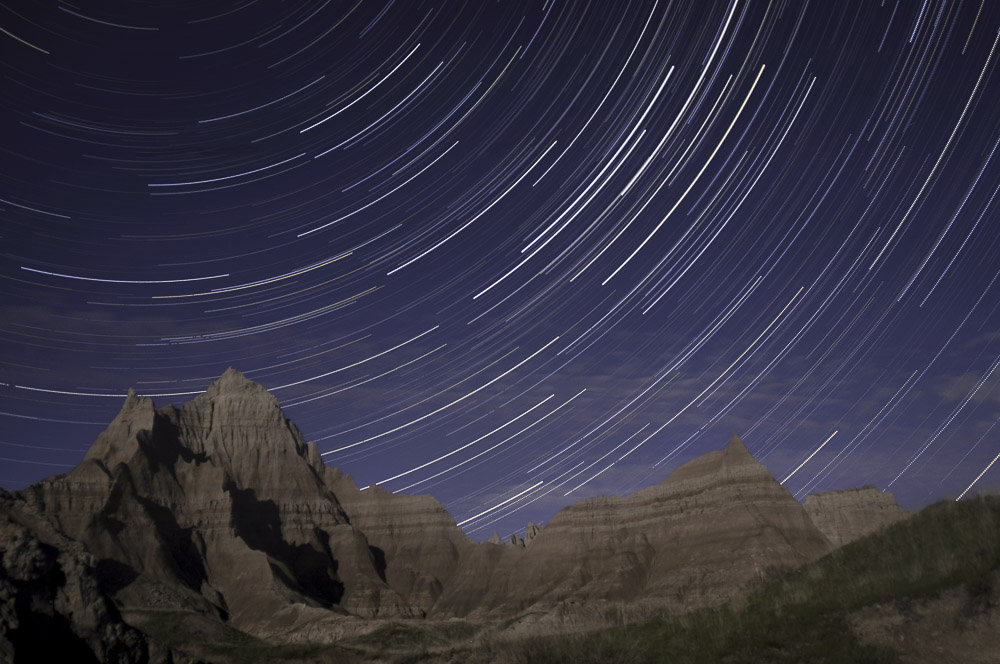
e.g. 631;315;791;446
4;371;908;656
199;367;277;403
83;387;156;469
167;371;311;487
648;432;769;494
719;432;763;471
725;432;750;455
120;386;153;415
24;369;401;633
85;369;296;476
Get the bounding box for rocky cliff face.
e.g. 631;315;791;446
15;368;412;639
325;470;472;616
471;435;836;616
332;434;837;620
0;369;896;656
0;491;191;663
804;486;907;547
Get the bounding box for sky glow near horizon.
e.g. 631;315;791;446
2;0;1000;539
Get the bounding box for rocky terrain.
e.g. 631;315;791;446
804;484;908;547
0;491;190;663
464;495;1000;664
0;369;923;662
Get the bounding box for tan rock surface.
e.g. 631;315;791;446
804;485;907;547
357;434;838;621
0;491;190;663
523;522;541;545
325;471;471;617
17;368;406;636
495;435;835;615
5;370;905;654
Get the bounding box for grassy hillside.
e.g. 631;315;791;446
464;495;1000;664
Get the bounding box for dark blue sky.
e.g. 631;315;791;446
2;0;1000;539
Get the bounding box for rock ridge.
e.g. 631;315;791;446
1;370;903;657
804;485;907;547
14;369;417;643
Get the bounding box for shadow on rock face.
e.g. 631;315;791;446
226;482;345;607
95;557;139;597
2;538;102;664
7;607;100;664
135;494;209;593
369;545;387;583
137;415;209;472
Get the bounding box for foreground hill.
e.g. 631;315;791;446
0;369;908;661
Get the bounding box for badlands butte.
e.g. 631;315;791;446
4;368;997;664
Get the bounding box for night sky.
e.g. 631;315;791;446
3;0;1000;540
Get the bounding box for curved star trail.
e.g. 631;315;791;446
3;1;1000;539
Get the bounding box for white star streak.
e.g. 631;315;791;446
603;63;766;285
627;286;804;462
388;139;556;275
456;482;544;526
374;394;557;485
564;463;615;496
147;153;307;187
781;431;838;484
21;267;228;284
300;44;421;133
395;389;587;492
957;450;1000;501
323;337;560;455
870;25;1000;271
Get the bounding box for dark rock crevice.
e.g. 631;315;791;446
226;482;345;607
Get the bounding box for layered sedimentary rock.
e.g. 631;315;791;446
341;434;838;619
0;491;189;663
523;522;541;546
483;435;836;615
1;369;903;654
804;486;907;547
14;369;408;637
325;470;472;616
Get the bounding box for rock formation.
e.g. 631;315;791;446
0;369;903;657
486;532;525;547
804;485;907;547
14;368;410;640
523;522;541;546
324;471;472;616
491;434;835;615
0;490;190;663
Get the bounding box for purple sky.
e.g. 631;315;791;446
2;1;1000;539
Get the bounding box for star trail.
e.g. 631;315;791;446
2;0;1000;540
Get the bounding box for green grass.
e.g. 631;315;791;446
339;619;481;663
127;609;343;663
344;619;480;650
134;610;483;663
